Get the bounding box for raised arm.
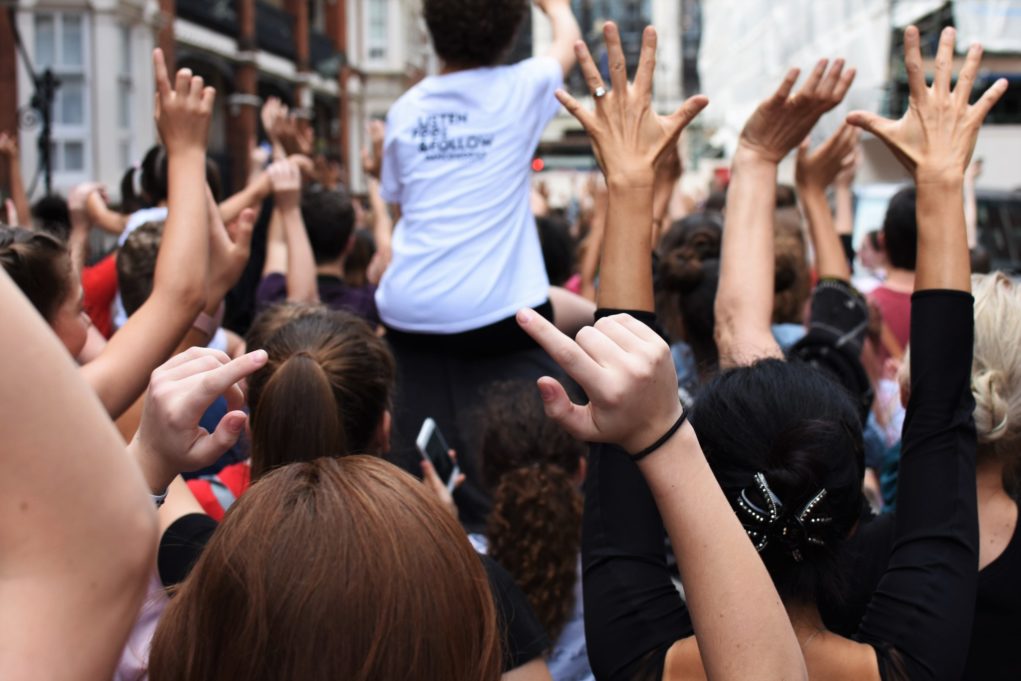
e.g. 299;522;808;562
0;132;31;227
0;269;157;681
265;159;318;302
847;26;1007;679
66;182;105;273
555;23;707;312
517;309;806;681
218;171;272;225
795;123;859;281
715;61;855;368
535;0;581;77
80;49;212;418
362;120;393;285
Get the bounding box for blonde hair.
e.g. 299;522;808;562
902;273;1021;460
970;272;1021;453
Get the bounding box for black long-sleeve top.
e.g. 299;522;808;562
583;291;978;681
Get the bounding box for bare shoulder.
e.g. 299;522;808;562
805;635;881;681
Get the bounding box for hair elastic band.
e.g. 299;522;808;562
629;408;688;462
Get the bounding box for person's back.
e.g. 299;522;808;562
377;0;568;333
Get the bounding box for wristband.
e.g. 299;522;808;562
629;409;688;462
192;311;217;337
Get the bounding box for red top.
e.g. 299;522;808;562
870;284;912;357
81;253;118;338
186;462;251;521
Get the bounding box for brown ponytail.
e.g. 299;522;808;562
246;310;395;480
0;226;72;323
250;353;344;479
480;381;586;643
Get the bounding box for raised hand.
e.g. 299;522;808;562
361;120;386;180
67;182;105;216
516;309;682;454
847;26;1007;183
795;123;860;191
740;60;855;164
268;159;302;211
207;188;255;303
130;347;268;493
260;96;283;140
153;48;215;155
555;23;708;186
0;131;17;158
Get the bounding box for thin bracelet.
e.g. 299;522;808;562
629;409;688;462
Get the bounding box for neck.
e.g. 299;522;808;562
884;268;915;291
315;261;344;278
440;61;477;75
977;454;1007;495
785;600;827;648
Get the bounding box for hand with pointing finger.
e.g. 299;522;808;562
129;347;268;494
153;48;216;155
516;309;682;455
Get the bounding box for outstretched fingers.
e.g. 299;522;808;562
604;22;628;96
933;26;956;93
797;59;829;98
903;25;927;99
955;43;983;105
153;49;172;99
665;95;709;140
971;78;1010;121
771;68;802;103
632;26;658;98
575;39;606;98
555;89;597;130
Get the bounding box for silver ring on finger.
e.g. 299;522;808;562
593;86;607;99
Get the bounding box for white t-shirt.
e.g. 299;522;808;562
377;56;563;333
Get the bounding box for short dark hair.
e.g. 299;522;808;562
537;215;575;286
423;0;529;67
117;221;165;317
0;225;72;322
300;187;355;265
31;195;71;241
882;187;918;271
691;359;865;606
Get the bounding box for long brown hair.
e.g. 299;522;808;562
246;310;395;479
0;225;72;322
481;382;586;642
149;456;503;681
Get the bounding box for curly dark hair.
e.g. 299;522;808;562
423;0;529;67
481;381;586;643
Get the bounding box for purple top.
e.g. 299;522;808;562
256;273;380;325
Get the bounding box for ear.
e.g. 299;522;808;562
574;456;588;488
373;410;392;454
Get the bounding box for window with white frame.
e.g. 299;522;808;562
34;12;90;179
366;0;388;62
118;24;134;171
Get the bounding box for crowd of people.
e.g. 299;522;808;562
0;0;1017;679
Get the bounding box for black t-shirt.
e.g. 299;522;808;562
157;514;549;672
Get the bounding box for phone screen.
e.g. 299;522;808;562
419;419;454;484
